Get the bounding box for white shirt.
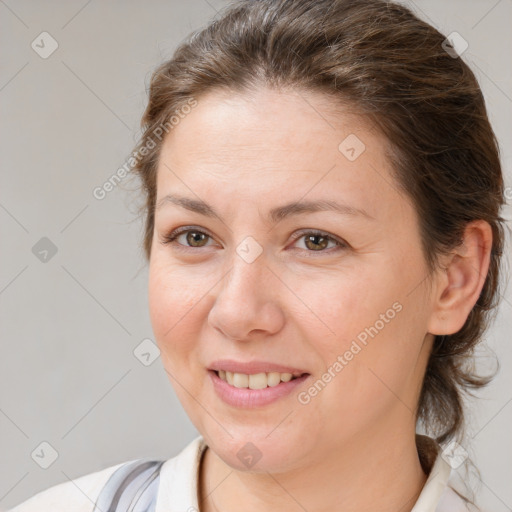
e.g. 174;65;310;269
9;435;470;512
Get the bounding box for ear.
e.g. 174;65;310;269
427;220;493;336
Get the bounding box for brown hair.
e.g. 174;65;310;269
130;0;507;452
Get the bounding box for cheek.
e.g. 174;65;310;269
148;261;210;417
292;267;389;353
295;261;424;407
148;261;207;353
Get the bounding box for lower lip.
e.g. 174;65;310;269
208;370;310;408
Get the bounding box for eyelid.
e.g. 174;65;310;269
289;228;348;248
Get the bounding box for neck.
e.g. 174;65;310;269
198;424;430;512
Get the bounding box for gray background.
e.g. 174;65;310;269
1;0;510;510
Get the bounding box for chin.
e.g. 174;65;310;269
202;425;310;473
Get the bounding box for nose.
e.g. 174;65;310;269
208;255;285;341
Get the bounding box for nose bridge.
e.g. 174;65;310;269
208;243;284;339
220;232;269;299
219;244;270;310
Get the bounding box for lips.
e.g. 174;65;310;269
208;359;309;377
209;370;311;408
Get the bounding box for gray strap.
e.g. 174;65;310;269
92;459;165;512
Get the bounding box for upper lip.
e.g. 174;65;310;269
209;359;309;376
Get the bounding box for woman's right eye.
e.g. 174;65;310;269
160;227;214;249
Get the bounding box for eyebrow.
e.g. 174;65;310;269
155;194;375;223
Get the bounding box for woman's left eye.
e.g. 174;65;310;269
290;230;348;253
160;227;348;254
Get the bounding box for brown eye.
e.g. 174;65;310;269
161;227;214;249
292;230;347;254
184;231;209;247
303;233;330;251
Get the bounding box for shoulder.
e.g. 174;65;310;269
9;437;206;512
8;460;130;512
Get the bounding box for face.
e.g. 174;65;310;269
148;87;436;472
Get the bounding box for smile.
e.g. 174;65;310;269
215;369;304;389
209;369;310;408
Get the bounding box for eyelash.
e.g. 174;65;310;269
160;226;348;256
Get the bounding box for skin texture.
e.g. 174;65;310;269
148;87;492;512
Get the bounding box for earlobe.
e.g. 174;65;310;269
427;220;493;336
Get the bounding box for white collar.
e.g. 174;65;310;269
410;444;453;512
155;435;207;512
155;435;466;512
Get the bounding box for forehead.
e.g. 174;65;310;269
156;87;406;220
160;87;374;162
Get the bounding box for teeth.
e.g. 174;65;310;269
217;370;300;389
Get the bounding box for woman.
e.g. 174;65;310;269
10;0;507;511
